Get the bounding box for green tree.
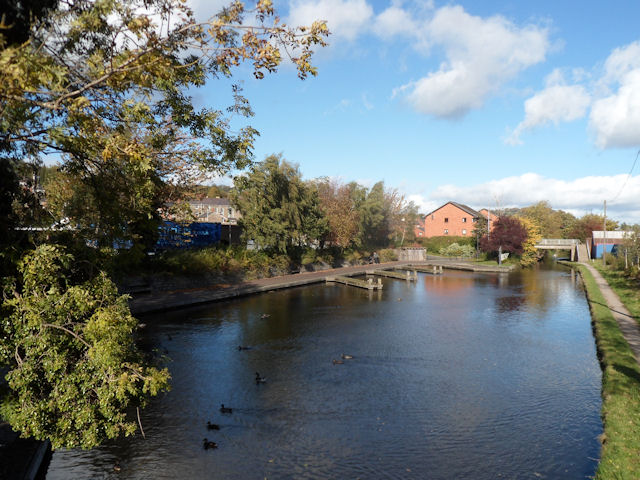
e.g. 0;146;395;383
0;0;328;254
520;201;576;238
0;0;328;449
232;155;327;254
621;226;640;269
0;245;170;449
359;182;388;248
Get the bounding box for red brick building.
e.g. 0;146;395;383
422;202;497;238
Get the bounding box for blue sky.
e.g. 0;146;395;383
191;0;640;224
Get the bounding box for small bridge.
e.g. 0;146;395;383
534;239;587;262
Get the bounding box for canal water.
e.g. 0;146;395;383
46;264;602;479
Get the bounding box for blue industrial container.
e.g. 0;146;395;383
157;221;221;249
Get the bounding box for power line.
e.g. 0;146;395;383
610;149;640;202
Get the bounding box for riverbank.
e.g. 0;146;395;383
129;260;513;315
568;262;640;479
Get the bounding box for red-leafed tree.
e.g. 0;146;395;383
479;216;527;255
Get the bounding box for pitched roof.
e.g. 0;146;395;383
189;197;231;206
426;201;481;217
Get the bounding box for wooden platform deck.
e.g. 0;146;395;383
326;275;383;290
371;269;418;281
410;265;444;275
410;262;513;273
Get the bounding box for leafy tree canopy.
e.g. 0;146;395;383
517;216;542;267
0;245;170;449
567;213;618;242
359;181;387;247
0;0;328;253
519;201;576;239
0;0;328;449
232;154;328;253
315;178;361;249
479;215;528;256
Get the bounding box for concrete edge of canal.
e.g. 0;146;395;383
128;260;515;315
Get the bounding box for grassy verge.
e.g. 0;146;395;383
593;265;640;320
573;264;640;479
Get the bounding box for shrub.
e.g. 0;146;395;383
301;248;318;266
379;248;398;262
421;236;474;253
438;242;474;257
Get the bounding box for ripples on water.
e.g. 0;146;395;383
46;265;601;479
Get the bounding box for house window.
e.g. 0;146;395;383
431;214;434;220
462;217;467;223
444;218;449;223
444;229;449;235
472;218;477;223
462;229;467;235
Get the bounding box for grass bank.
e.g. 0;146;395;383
593;265;640;320
572;264;640;479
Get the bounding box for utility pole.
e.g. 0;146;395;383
603;200;607;267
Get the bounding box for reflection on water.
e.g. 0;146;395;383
47;263;601;479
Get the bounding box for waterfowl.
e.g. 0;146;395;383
255;372;266;384
341;354;354;360
203;438;218;450
207;421;220;430
260;313;271;319
237;345;252;351
332;359;344;365
220;404;233;414
113;463;121;473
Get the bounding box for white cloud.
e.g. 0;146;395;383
406;173;640;223
589;42;640;149
590;70;640;149
395;6;550;118
187;0;230;21
601;41;640;87
506;41;640;149
372;5;419;39
506;71;590;145
288;0;373;41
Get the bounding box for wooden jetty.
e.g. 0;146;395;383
410;262;513;273
407;265;443;275
372;269;417;281
326;275;383;290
